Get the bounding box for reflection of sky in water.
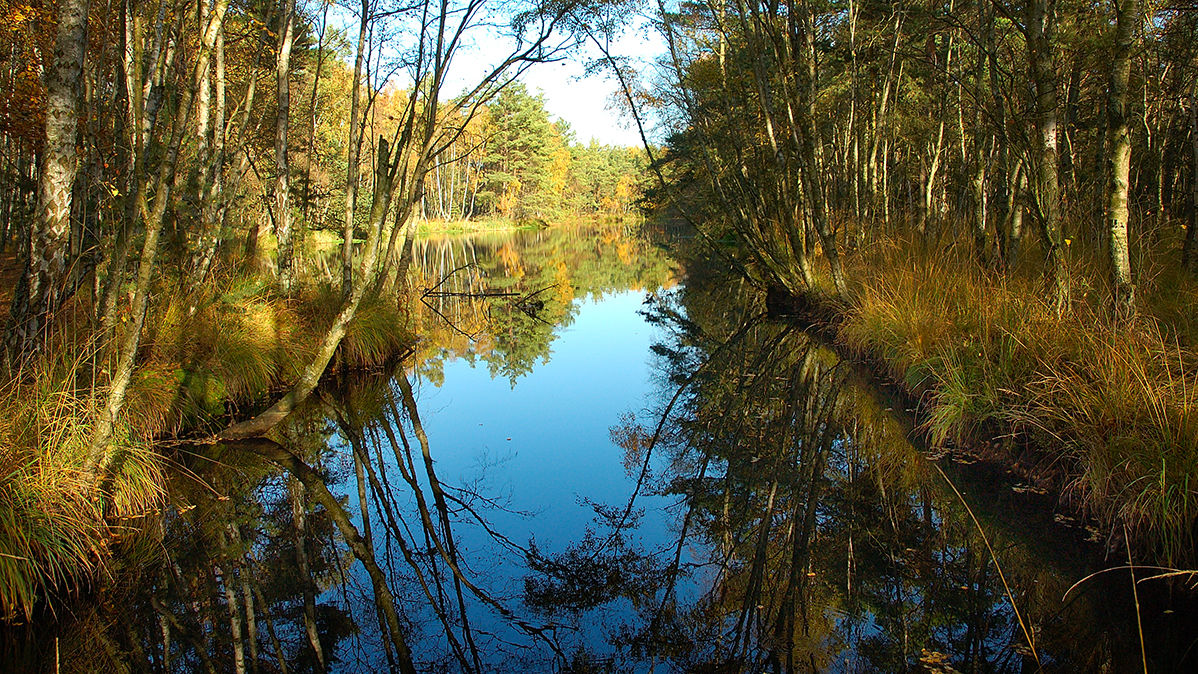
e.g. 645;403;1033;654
417;290;670;546
333;289;678;670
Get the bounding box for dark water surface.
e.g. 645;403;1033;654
16;222;1198;672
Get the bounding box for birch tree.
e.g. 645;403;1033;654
3;0;91;362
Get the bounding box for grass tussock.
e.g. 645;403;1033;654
0;356;163;622
297;284;412;370
0;266;412;621
128;272;412;435
835;236;1198;564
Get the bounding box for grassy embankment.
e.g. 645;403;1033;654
413;212;643;237
807;232;1197;564
0;253;412;622
415;216;544;236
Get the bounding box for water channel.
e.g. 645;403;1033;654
12;221;1197;672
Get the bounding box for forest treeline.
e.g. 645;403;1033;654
626;0;1198;562
642;0;1195;307
416;83;648;223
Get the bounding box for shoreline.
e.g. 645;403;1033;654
766;283;1196;567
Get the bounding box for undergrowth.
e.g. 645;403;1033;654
0;265;413;621
0;354;163;622
834;234;1198;564
129;271;412;436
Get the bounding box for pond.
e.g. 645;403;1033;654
12;221;1196;672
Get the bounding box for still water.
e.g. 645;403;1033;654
23;222;1198;671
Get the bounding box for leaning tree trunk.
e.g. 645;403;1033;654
4;0;91;364
1105;0;1138;320
274;0;297;292
220;138;396;441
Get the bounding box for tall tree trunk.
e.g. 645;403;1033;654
302;2;329;224
1105;0;1138;320
971;138;988;263
984;0;1013;269
4;0;91;363
97;0;141;340
88;0;230;474
1183;89;1198;273
1027;0;1068;310
191;17;226;285
867;14;902;226
196;0;212;173
795;0;848;299
342;2;370;299
274;0;297;292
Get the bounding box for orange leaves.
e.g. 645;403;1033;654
0;0;51;143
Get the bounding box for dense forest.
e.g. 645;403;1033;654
634;0;1198;566
1;0;1198;666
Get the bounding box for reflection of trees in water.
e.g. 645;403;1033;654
524;273;1128;672
410;222;676;386
62;363;572;672
261;369;575;671
41;237;1153;671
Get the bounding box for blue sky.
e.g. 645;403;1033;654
322;2;664;148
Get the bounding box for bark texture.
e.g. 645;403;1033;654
1105;0;1138;319
4;0;92;361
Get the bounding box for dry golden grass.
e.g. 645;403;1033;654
0;354;163;622
832;233;1198;563
0;265;413;620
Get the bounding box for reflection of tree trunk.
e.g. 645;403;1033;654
733;478;778;656
367;417;475;669
216;560;247;674
153;564;219;674
159;610;171;672
338;412;399;671
289;478;325;670
231;525;260;673
250;573;291;674
395;374;483;670
248;440;417;673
